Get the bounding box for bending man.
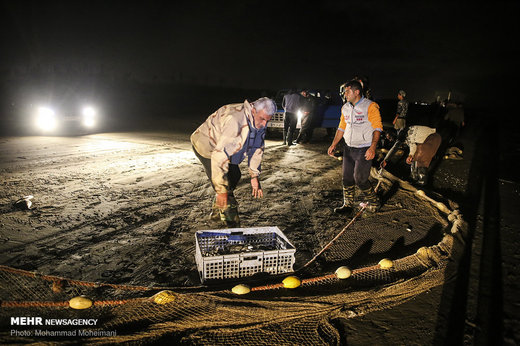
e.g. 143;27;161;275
191;97;276;227
405;125;442;186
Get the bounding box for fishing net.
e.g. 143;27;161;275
0;168;467;344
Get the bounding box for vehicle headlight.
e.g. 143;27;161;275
36;107;57;131
81;106;96;128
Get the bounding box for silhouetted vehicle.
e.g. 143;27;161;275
22;86;104;135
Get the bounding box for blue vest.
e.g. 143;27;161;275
229;118;265;166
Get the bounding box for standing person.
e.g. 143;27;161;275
340;75;373;103
282;89;301;146
352;75;373;100
392;90;408;132
404;125;442;186
327;80;383;214
295;89;316;144
441;101;465;145
191;97;276;227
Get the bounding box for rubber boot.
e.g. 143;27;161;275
286;130;295;146
358;186;380;213
209;196;220;221
410;161;418;183
416;167;428;186
220;193;240;228
282;130;287;145
334;185;356;214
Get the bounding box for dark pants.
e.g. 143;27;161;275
342;145;372;190
442;121;462;146
283;112;298;144
296;113;314;143
192;146;241;192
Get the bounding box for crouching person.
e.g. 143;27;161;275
191;97;276;227
405;125;442;186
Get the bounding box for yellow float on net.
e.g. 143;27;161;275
416;246;429;257
335;266;352;279
378;258;393;269
69;296;93;310
152;290;176;305
282;276;301;289
232;284;251;295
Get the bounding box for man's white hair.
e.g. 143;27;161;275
253;97;277;116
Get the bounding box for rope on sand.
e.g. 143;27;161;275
292;168;387;272
300;204;367;270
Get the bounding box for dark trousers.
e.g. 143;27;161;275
296;113;314;143
443;121;462;145
192;146;241;192
283;112;298;144
342;145;372;190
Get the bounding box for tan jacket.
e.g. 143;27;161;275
190;100;264;194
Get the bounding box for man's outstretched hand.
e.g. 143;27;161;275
251;177;263;198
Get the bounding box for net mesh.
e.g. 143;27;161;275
1;169;467;344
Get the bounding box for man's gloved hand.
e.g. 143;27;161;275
251;177;263;198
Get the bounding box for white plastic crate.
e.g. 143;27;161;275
195;226;296;283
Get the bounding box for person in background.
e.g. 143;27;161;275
442;101;465;145
393;90;408;132
327;80;383;214
340;75;373;103
191;97;276;227
295;89;316;144
352;75;373;100
282;89;302;146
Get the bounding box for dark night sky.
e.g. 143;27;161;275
1;0;517;106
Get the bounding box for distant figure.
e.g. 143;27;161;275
327;80;383;214
441;101;465;145
282;90;302;146
295;89;316;144
405;125;442;186
430;98;445;128
393;90;409;132
340;75;373;103
191;97;276;227
352;75;373;100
